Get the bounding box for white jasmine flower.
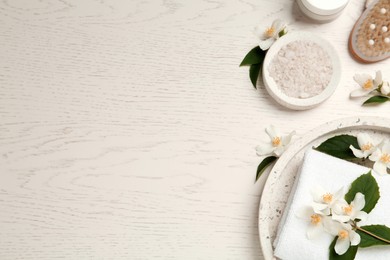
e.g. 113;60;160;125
380;81;390;96
327;221;361;255
350;71;382;97
369;142;390;175
255;125;295;157
254;19;286;51
311;186;344;215
349;133;378;158
332;192;368;223
296;206;330;239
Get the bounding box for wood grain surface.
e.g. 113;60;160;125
0;0;389;259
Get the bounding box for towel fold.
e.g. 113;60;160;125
274;149;390;260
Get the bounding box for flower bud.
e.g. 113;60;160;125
380;82;390;95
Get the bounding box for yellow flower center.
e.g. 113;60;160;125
338;230;349;239
272;136;282;147
310;214;321;225
363;80;373;90
264;27;275;38
322;193;333;204
380;153;390;163
362;143;373;151
343;205;353;215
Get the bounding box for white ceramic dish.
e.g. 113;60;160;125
262;31;341;110
258;116;390;260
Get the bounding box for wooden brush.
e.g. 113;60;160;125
349;0;390;63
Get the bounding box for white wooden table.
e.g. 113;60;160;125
0;0;389;259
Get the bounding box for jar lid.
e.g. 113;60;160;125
300;0;349;16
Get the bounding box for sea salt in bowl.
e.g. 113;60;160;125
262;31;341;110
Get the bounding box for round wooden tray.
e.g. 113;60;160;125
258;116;390;260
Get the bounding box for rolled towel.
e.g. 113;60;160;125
274;149;390;260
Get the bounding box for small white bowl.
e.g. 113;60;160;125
262;31;341;110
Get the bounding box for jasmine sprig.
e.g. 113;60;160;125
316;133;390;175
255;125;295;182
240;19;287;89
299;172;390;259
349;71;390;106
362;81;390;105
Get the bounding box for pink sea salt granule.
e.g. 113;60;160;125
268;40;333;99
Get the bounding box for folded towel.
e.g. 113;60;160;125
274;149;390;260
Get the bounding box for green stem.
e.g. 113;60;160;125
355;226;390;244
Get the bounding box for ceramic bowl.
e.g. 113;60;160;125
262;31;341;110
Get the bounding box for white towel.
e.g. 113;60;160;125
274;149;390;260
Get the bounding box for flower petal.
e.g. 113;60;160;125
334;187;345;201
311;186;326;202
350;88;371;97
312;202;328;214
256;143;275;156
272;19;285;38
335;237;350;255
259;38;275;51
356;133;370;148
350;145;365;158
352;192;365;211
323;218;341;236
265;125;277;139
332;200;347;215
369;148;381;162
349;230;361;246
354;211;368;222
353;73;372;87
272;19;282;32
273;146;285;157
332;213;351;223
282;130;296;146
363;150;373;158
381;82;390;95
253;25;266;40
373;161;388;175
381;142;390;154
341;222;352;231
374;70;383;87
307;224;324;239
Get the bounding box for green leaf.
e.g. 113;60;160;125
240;46;266;66
329;236;358;260
249;64;261;89
357;225;390;248
363;95;389;105
345;172;379;214
256;156;277;182
278;29;287;38
315;135;359;160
